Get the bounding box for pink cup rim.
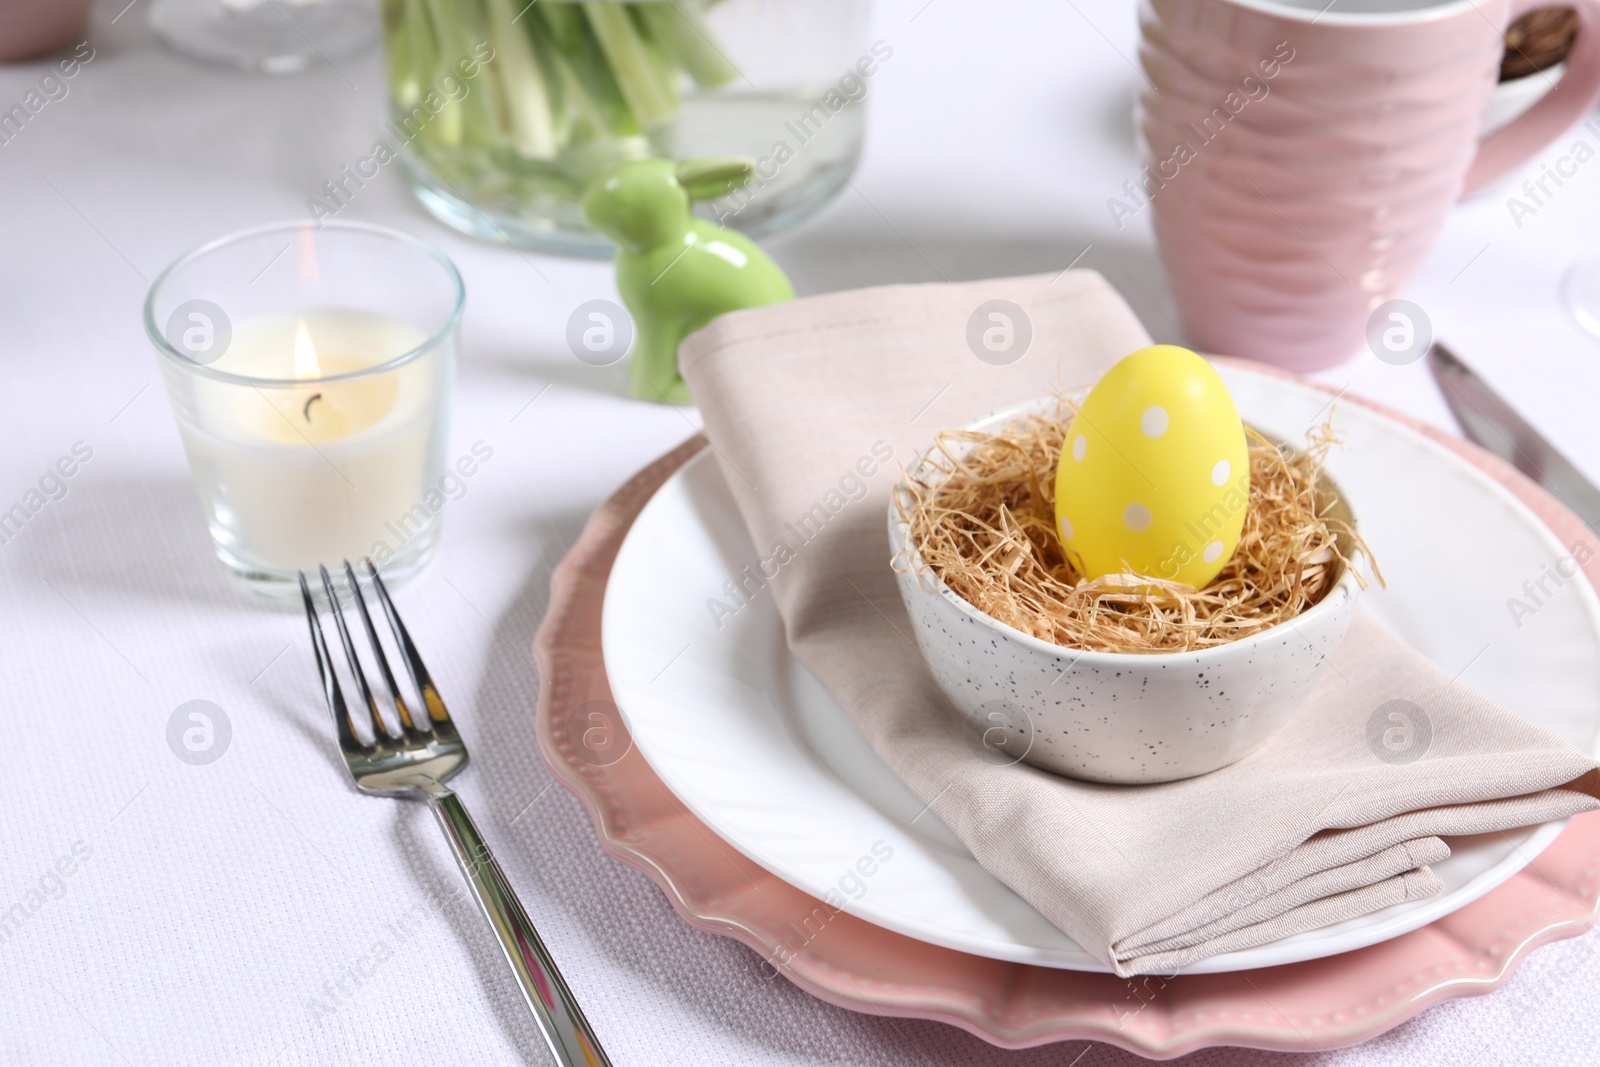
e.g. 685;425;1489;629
1221;0;1493;26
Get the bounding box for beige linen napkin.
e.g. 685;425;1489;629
677;270;1600;976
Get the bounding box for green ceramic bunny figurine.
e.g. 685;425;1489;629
581;157;794;405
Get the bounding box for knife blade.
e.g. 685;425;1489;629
1427;342;1600;533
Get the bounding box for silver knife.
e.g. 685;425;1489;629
1427;342;1600;533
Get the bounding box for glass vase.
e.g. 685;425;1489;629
378;0;876;256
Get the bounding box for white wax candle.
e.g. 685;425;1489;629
175;307;445;573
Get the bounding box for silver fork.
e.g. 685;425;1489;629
300;560;611;1067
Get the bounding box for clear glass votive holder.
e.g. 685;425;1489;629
144;220;463;602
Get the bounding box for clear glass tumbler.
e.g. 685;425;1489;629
149;0;377;74
379;0;877;256
144;221;462;601
1564;255;1600;339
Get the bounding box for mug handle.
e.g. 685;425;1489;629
1463;0;1600;196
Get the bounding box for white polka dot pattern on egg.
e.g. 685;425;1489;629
1050;345;1249;586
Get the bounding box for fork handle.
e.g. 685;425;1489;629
426;787;611;1067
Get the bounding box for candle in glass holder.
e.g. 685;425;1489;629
147;222;461;600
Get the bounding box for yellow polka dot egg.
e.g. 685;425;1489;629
1055;345;1250;588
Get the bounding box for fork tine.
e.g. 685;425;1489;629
342;560;423;739
319;564;393;745
363;558;456;737
299;571;366;755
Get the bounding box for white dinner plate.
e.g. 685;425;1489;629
601;367;1600;973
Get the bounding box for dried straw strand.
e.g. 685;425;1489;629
893;401;1381;653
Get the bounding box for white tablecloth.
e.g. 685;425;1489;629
3;1;1598;1063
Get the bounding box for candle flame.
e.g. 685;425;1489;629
293;318;321;380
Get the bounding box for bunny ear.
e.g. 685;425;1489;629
676;156;756;201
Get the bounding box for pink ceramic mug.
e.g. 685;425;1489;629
1137;0;1600;371
0;0;94;62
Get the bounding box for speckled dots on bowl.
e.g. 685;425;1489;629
888;397;1363;785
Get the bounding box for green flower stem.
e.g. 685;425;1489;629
420;0;478;146
581;2;676;129
485;0;559;157
533;2;638;136
632;1;737;89
634;12;681;111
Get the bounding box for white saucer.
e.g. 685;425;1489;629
601;366;1600;973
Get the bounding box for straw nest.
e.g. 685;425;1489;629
893;400;1380;653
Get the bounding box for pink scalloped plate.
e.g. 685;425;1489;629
532;365;1600;1058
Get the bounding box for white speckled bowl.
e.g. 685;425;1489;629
889;397;1363;785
